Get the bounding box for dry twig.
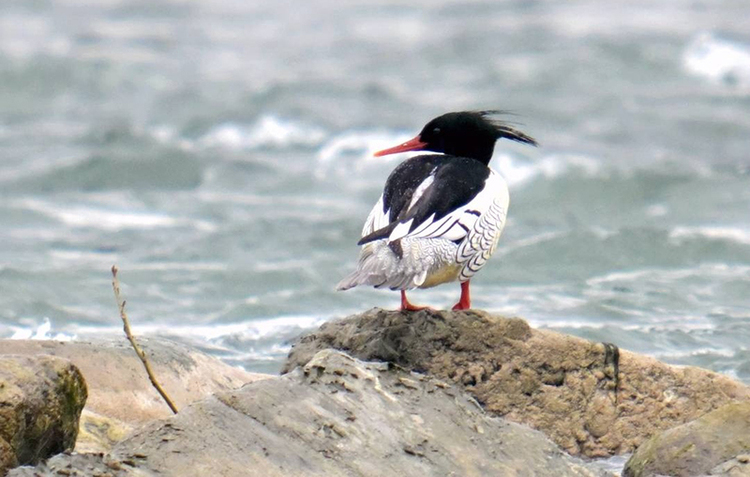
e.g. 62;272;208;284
111;265;178;414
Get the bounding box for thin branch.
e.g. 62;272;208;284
111;265;178;414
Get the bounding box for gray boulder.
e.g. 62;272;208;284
10;350;611;477
284;308;750;457
710;455;750;476
1;338;269;453
623;401;750;477
1;338;268;424
0;355;87;475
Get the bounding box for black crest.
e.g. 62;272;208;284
417;110;537;163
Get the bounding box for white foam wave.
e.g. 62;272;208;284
14;199;216;232
5;314;329;362
49;249;118;264
196;191;348;211
683;32;750;89
0;14;71;58
125;262;228;272
314;131;416;183
497;231;566;256
315;130;601;188
150;125;195;151
9;318;74;341
486;284;588;317
653;347;737;360
224;344;294;363
88;19;174;42
55;314;328;343
588;263;750;286
528;320;608;330
536;318;715;333
253;259;314;273
316;131;412;164
646;204;669;218
670;226;750;246
495;153;602;187
199;116;326;150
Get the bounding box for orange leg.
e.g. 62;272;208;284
451;280;471;310
400;290;428;311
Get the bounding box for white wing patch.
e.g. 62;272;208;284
408;170;436;209
388;170;509;245
362;168;436;239
389;218;414;241
361;195;390;237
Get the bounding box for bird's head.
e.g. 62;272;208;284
375;110;537;164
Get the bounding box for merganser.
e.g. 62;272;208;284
337;110;537;311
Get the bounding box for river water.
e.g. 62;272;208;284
1;0;749;388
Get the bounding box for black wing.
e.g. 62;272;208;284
359;155;490;245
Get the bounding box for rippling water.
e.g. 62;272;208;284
1;0;749;381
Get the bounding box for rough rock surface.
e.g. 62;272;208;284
9;350;612;477
1;338;270;454
75;410;134;455
710;455;750;477
284;308;750;457
0;355;87;475
1;437;18;476
1;338;268;424
623;401;750;477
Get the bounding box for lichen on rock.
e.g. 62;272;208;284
623;401;750;477
0;354;87;474
1;337;269;454
1;437;19;475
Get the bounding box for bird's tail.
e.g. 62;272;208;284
335;271;368;291
336;245;387;291
336;241;428;291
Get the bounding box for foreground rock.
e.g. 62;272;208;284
10;350;611;477
623;401;750;477
284;308;750;457
0;338;269;454
1;438;16;475
0;355;87;475
711;455;750;477
1;338;268;424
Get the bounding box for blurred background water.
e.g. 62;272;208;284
1;0;749;383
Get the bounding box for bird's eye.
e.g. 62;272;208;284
433;127;441;135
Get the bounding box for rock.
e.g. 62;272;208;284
623;401;750;477
9;350;613;477
711;455;750;477
0;355;87;474
1;338;270;453
75;410;133;455
1;437;18;476
283;308;750;457
1;338;269;424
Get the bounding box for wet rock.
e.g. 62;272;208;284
0;355;87;474
9;350;612;477
623;401;750;477
283;308;750;457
